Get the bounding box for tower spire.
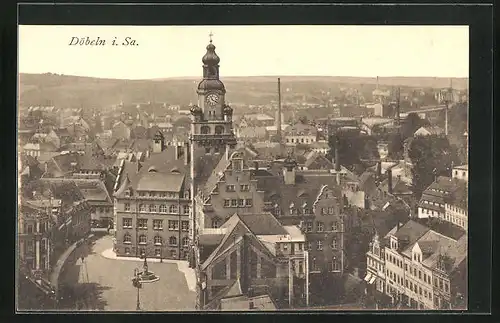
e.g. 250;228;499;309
209;31;214;43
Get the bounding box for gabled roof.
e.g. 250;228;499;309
239;213;288;236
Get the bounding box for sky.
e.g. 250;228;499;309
18;25;469;80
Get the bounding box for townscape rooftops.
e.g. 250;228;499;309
75;180;112;203
385;220;430;248
406;230;467;272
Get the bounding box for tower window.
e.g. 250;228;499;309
215;125;224;135
201;126;210;134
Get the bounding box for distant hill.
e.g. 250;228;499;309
18;73;468;109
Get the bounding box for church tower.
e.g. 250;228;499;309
189;34;237;249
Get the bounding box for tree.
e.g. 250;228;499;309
387;133;404;159
408;135;459;199
401;112;428;139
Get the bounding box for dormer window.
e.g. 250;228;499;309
125;190;130;197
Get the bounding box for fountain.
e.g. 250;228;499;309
133;254;160;284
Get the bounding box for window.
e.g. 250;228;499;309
123;218;132;228
211;217;220;228
330;257;340;272
226;184;236;192
138;235;147;244
306;221;313;232
328;207;335;214
154;236;163;245
231;199;237;207
317;221;324;232
169;236;178;246
245;199;253;207
139;204;146;212
298;261;304;273
138;219;148;229
125;247;131;254
439;279;443;290
159;204;167;213
331;221;338;231
240;184;249;191
445;282;449;293
322;208;327;215
331;239;338;249
317;241;323;251
153;220;163;230
139;192;146;197
307;242;312;250
183;205;190;214
149;204;157;213
224;199;230;207
155;248;161;256
125;203;130;211
182;237;189;247
283;243;288;251
419;287;422;295
424;273;427;282
123;234;132;244
419;270;422;280
169;205;178;213
238;199;244;207
168;220;179;230
170;250;177;258
297;243;303;251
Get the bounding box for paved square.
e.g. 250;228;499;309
58;235;196;311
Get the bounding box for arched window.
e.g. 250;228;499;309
215;125;224;135
201;126;210;134
211;217;220;228
159;204;167;213
169;236;178;246
182;237;189;247
138;235;147;244
154;236;162;245
169;205;178;213
149;204;157;213
123;233;131;243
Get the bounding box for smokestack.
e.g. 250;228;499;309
334;137;340;172
387;168;393;195
277;78;282;144
396;87;401;127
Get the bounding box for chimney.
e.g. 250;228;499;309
387;168;393;195
334;138;340;172
396;87;401;127
276;78;282;144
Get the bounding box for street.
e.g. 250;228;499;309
58;234;196;311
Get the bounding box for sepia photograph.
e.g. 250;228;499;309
17;24;469;312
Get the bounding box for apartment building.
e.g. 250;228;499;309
365;220;467;309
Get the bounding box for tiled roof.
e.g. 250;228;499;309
411;230;467;272
385;220;429;253
255;172;342;217
75;180;112;203
239;213;288;236
136;172;185;192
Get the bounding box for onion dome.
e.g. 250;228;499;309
202;40;220;65
190;104;202;116
223;104;233;116
197;79;226;92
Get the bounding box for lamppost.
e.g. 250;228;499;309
132;268;142;310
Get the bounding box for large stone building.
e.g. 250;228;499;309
113;139;192;260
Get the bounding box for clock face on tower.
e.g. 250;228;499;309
206;94;219;106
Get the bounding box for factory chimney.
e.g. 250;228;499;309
387;168;393;195
276;78;283;145
395;87;401;127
